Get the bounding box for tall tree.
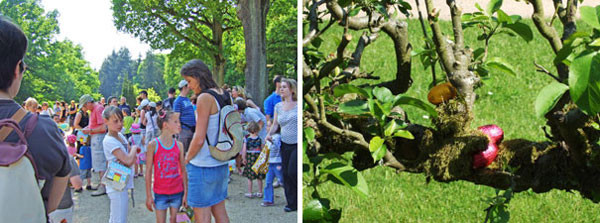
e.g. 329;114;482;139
98;48;133;98
111;0;239;86
2;0;99;102
238;0;270;108
136;51;166;97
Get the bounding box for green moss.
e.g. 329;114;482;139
421;129;488;181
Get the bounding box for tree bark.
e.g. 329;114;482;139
212;20;226;86
238;0;270;108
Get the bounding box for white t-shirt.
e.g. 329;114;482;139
145;112;158;135
103;133;134;193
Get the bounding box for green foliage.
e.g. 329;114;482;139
99;48;135;98
137;51;166;97
569;51;600;115
2;0;99;103
309;15;598;221
111;0;239;84
534;82;569;117
461;1;531;81
266;0;297;88
483;189;513;223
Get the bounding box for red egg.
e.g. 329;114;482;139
478;124;504;145
473;143;499;169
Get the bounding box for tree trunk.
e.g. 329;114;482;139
212;20;226;86
238;0;270;108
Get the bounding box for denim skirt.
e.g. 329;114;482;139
186;164;229;208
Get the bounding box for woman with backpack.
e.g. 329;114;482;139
181;59;230;223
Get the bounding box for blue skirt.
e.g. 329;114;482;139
186;164;229;208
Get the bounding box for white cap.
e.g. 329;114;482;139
178;80;188;88
149;102;157;108
137;99;149;110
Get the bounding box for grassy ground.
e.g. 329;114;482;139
304;19;600;222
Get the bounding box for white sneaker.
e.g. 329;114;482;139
91;185;106;196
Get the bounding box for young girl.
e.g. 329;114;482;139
66;134;77;158
129;123;145;177
242;121;265;198
262;132;284;207
145;109;187;223
102;106;138;223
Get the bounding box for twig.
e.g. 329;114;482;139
533;61;561;82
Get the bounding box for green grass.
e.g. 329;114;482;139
304;19;600;222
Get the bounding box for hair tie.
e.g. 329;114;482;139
159;112;167;119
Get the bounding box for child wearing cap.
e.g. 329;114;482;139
129;123;145;177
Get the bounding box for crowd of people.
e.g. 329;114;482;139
0;17;298;223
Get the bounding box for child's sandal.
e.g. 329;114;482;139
245;193;254;198
253;192;263;198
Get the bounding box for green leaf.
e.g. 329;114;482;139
303;199;326;221
339;0;351;8
304;127;316;142
384;119;406;137
311;37;323;48
348;7;361;17
338;100;369;115
473;48;485;60
393;130;414;139
321;162;369;198
369;136;387;161
504;22;533;42
590;38;600;47
368;99;386;123
534;82;569;117
320;77;332;88
592;122;600;130
486;57;516;76
375;4;389;19
372;86;394;103
569;51;600;115
487;0;503;15
496;9;512;24
333;84;369;98
475;2;484;12
393;96;438;118
580;6;600;30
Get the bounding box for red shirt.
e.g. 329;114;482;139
89;103;105;133
153;138;184;195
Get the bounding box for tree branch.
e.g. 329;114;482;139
533;61;561;82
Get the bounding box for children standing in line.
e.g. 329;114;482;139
242;121;265;198
145;109;187;223
102;106;138;223
129;123;145;177
262;133;284;207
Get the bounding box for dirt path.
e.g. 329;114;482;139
72;172;297;222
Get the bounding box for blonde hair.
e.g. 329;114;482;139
232;86;246;98
25;97;38;110
281;78;297;101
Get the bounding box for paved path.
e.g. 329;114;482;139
72;172;297;222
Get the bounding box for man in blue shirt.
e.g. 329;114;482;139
263;75;282;124
173;80;196;152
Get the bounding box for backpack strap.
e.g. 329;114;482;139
0;108;27;142
200;89;232;147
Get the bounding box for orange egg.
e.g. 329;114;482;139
427;82;457;105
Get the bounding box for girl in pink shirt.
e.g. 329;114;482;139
145;109;187;223
66;134;77;157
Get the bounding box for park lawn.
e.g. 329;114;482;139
304;18;600;222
